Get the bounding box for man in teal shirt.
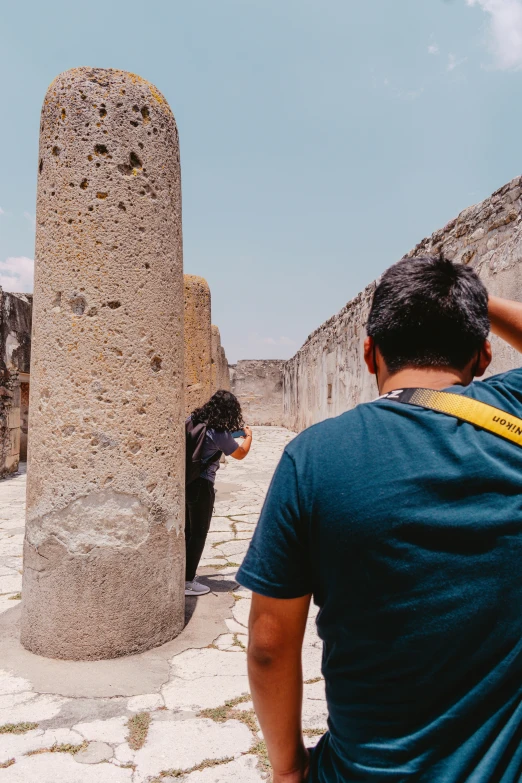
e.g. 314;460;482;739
237;256;522;782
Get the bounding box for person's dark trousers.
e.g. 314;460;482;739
185;477;216;582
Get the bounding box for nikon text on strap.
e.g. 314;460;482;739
378;388;522;448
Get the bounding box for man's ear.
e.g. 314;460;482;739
364;336;376;375
474;339;492;378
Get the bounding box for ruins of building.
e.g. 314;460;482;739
0;290;32;476
21;67;186;661
283;175;522;431
211;324;231;393
231;360;285;425
184;275;212;415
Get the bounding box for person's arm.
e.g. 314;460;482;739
248;592;312;783
489;295;522;353
231;425;252;461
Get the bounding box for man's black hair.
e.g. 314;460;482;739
366;255;490;374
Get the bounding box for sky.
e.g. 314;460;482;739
2;0;522;362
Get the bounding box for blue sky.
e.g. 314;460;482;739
1;0;522;362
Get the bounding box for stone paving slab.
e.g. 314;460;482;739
0;428;326;781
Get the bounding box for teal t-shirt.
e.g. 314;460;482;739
237;368;522;782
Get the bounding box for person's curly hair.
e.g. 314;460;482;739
191;390;244;432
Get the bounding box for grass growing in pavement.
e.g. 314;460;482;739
250;739;271;774
26;741;87;756
127;711;151;750
155;756;235;779
8;593;21;600
0;759;15;768
0;722;38;735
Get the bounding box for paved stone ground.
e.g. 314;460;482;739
0;427;326;782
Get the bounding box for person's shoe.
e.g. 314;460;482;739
185;577;211;596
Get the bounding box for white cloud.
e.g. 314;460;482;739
428;44;440;54
0;257;34;293
24;212;35;229
447;53;468;70
467;0;522;69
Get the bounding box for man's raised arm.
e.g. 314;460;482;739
489;295;522;353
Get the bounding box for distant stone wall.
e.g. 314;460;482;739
231;360;284;425
0;290;32;474
211;325;231;392
283;175;522;431
184;276;212;415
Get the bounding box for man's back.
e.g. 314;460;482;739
238;368;522;781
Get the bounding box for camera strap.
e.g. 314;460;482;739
378;388;522;448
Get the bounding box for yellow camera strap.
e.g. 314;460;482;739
379;388;522;448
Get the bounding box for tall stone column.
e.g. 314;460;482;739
21;68;185;660
184;276;212;416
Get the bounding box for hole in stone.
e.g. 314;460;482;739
61;108;66;120
87;154;93;161
132;104;139;112
107;300;121;309
88;206;94;211
153;127;158;134
130;120;139;127
39;159;43;174
94;144;108;155
141;106;150;123
118;202;126;211
52;146;60;156
145;262;150;269
80;178;88;189
97;192;108;199
150;355;162;372
70;296;86;315
138;142;144;149
130;151;142;168
99;108;107;118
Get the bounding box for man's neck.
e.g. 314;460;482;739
379;366;472;396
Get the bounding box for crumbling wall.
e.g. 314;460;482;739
283;175;522;431
0;290;32;474
211;325;231;392
232;359;285;425
185;276;212;415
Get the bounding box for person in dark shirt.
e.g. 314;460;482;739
185;390;252;596
237;256;522;782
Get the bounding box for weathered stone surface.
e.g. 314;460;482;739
231;359;284;425
185;275;212;415
0;291;32;472
0;754;132;782
21;67;185;660
132;719;254;782
211;325;231;392
74;740;114;764
183;755;266;782
283;175;522;431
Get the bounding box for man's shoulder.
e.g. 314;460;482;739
286;404;373;455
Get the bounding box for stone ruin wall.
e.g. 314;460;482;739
283;175;522;431
184;275;212;416
0;291;32;474
231;359;285;426
211;325;231;393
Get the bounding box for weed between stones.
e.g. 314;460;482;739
0;758;15;768
126;711;151;750
26;741;88;756
8;593;21;600
0;722;38;734
155;756;235;779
